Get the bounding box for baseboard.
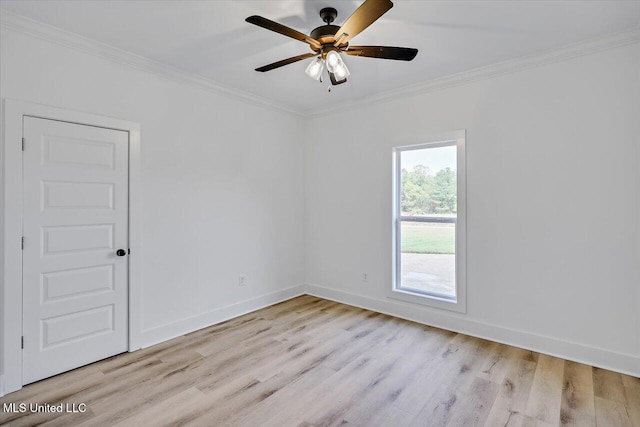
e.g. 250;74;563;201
304;283;640;377
136;284;306;349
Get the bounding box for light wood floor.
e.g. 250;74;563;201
1;295;638;426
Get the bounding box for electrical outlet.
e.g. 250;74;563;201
238;275;246;286
362;273;368;282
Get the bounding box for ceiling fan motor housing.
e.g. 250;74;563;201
310;25;341;46
311;7;344;48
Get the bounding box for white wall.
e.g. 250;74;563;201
0;27;306;350
304;43;640;375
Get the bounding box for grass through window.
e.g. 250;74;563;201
401;222;455;254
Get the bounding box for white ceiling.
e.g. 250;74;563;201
1;1;639;114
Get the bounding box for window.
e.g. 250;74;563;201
390;131;466;312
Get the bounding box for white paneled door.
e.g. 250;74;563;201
22;117;129;385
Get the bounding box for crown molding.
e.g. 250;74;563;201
0;9;302;117
307;25;640;118
1;9;638;119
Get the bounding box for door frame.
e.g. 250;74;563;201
1;99;142;396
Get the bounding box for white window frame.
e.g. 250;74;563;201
388;130;467;313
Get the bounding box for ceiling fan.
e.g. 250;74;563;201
245;0;418;86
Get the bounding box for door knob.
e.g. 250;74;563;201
116;249;127;257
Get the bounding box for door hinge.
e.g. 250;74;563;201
21;236;24;250
22;137;25;151
21;336;24;349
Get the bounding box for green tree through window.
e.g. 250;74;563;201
401;166;456;215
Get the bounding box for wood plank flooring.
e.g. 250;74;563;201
1;295;638;426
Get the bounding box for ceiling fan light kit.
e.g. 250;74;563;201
325;50;342;73
246;0;418;87
305;57;325;81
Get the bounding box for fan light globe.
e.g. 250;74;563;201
333;61;350;81
325;51;343;73
305;57;324;80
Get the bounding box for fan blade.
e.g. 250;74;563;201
345;46;418;61
255;53;317;72
246;16;321;50
333;0;394;46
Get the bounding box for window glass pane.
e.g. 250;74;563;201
400;222;455;297
398;144;457;298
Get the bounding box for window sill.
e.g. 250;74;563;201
386;287;467;314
